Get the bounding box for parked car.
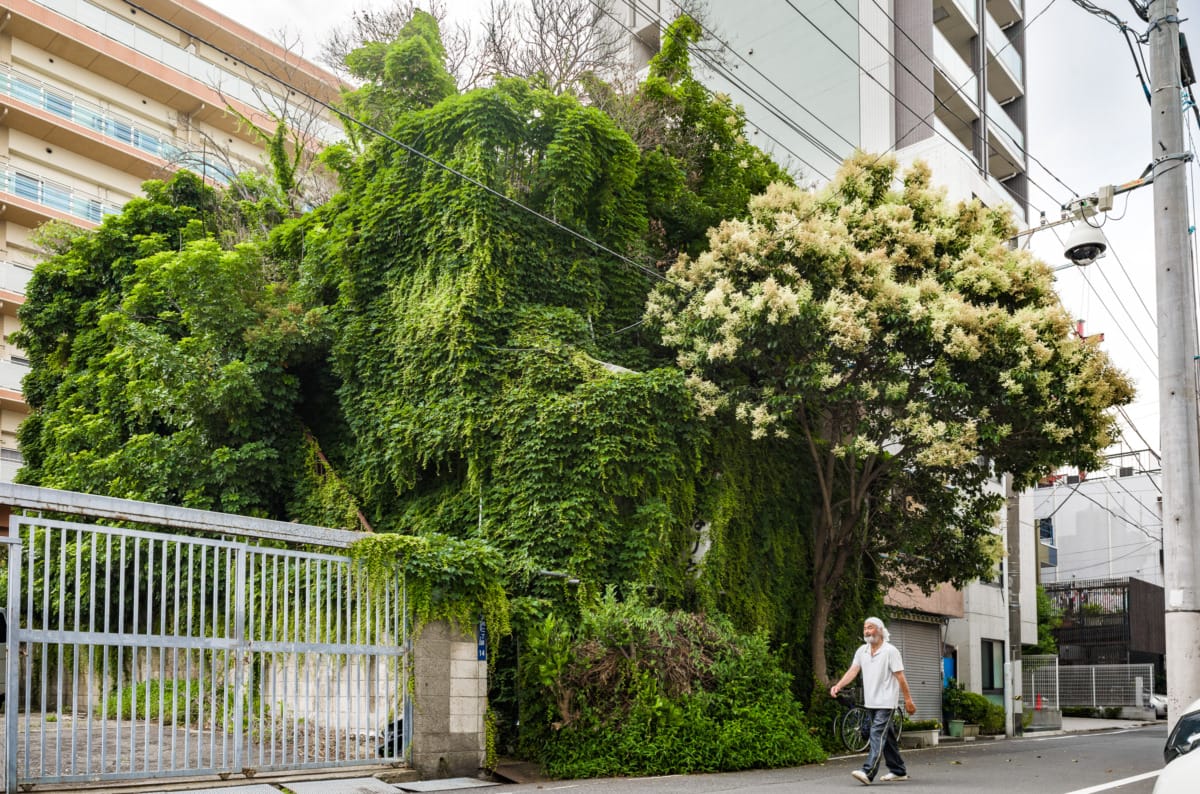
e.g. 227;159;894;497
1163;697;1200;764
1155;742;1200;793
1150;693;1168;719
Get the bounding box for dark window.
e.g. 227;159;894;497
981;639;1004;693
44;91;72;119
13;172;38;202
107;118;132;144
1038;517;1055;544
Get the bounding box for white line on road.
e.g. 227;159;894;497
1061;770;1160;794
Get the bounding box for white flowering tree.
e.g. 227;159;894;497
645;154;1134;686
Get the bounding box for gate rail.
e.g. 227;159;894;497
0;484;411;793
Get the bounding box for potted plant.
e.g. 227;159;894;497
943;680;967;735
900;718;942;748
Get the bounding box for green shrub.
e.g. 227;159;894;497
1062;706;1099;718
955;690;993;725
521;593;826;777
980;703;1005;735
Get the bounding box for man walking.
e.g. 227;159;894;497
830;617;917;784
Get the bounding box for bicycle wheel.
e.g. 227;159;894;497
840;706;870;753
890;707;904;742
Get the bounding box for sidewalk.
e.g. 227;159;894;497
45;718;1165;794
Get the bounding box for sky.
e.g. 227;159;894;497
200;0;1179;472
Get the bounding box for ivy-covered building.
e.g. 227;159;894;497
0;0;341;479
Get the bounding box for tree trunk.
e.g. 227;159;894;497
810;579;832;686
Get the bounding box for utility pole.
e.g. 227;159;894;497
1005;475;1022;737
1149;0;1200;728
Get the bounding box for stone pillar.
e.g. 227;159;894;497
411;620;486;778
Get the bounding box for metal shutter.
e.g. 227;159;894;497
887;619;944;722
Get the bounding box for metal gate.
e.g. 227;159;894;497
2;511;410;790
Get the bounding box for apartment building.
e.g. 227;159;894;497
0;0;342;480
614;0;1028;219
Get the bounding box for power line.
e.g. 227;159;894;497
782;0;1071;212
1051;226;1159;374
872;0;1080;204
622;0;858;157
595;1;840;178
1047;540;1158;578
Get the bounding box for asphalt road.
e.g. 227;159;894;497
486;724;1168;794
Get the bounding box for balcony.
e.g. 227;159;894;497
0;64;241;184
986;94;1024;171
987;0;1024;29
30;0;345;144
934;0;978;43
0;166;123;228
986;11;1024;101
933;26;980;131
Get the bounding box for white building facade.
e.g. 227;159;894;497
1027;465;1163;587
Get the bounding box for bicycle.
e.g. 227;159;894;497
833;693;905;753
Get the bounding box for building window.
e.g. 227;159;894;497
44;91;72;119
981;639;1004;694
13;172;39;202
1038;517;1055;545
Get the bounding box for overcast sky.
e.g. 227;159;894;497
199;0;1180;468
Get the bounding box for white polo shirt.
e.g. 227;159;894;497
852;641;905;709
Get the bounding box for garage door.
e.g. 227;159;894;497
887;619;944;722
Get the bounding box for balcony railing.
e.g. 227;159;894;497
947;0;978;26
0;64;243;184
30;0;344;144
986;94;1025;153
985;12;1023;84
0;166;124;224
932;25;978;109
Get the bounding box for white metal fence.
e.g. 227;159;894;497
0;487;410;792
1023;654;1059;711
1058;664;1156;709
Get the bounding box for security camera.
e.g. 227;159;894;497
1063;222;1108;266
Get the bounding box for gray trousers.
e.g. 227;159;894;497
861;707;906;780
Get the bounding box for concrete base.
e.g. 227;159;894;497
411;622;487;779
900;729;938;748
1026;708;1062;732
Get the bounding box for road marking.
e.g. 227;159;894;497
1061;770;1160;794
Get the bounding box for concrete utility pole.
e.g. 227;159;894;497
1149;0;1200;728
1005;475;1022;738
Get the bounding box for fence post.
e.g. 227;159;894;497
5;517;20;794
231;545;247;774
1091;668;1097;708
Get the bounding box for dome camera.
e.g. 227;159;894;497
1063;222;1108;266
